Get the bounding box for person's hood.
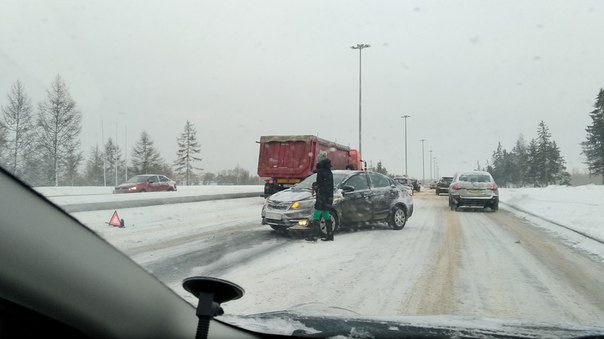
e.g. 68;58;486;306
219;305;604;338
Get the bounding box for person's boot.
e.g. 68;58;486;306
305;220;320;241
321;220;334;241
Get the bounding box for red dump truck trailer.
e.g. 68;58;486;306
257;135;361;197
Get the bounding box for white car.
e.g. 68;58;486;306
448;171;499;211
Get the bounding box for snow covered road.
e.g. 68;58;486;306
73;191;604;327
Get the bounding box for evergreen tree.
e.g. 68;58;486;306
1;81;37;177
528;121;569;186
84;145;105;185
174;120;202;185
104;137;124;186
131;131;163;175
376;161;388;175
581;88;604;184
37;75;82;186
526;138;539;186
510;135;529;186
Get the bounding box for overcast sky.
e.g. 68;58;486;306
2;0;604;179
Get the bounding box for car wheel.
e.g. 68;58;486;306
168;187;175;191
449;198;456;211
491;201;499;212
139;189;146;193
436;189;439;196
319;211;339;236
388;205;407;230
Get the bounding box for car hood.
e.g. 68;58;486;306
219;304;604;338
269;189;314;202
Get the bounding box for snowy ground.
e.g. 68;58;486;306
69;184;604;328
499;185;604;259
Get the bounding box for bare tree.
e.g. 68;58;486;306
37;75;82;186
1;81;36;177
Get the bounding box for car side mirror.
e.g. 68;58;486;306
341;185;355;193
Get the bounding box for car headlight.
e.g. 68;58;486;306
290;200;314;210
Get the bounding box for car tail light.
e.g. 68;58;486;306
489;184;498;190
452;183;460;190
267;179;274;184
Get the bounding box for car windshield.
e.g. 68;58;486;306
127;175;149;183
458;174;492;183
2;1;604;337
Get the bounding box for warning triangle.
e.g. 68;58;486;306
108;211;122;227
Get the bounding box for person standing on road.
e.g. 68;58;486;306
307;153;334;242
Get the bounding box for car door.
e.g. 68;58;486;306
338;172;373;224
159;176;170;191
147;175;161;191
368;173;398;221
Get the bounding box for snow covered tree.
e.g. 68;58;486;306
174;120;202;185
104;137;125;186
1;81;37;177
37;75;82;186
84;145;105;185
130;131;163;175
375;161;388;175
510;135;529;186
524;121;569;187
581;88;604;184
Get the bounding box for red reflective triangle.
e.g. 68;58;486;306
108;211;121;227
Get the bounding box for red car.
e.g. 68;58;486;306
113;174;177;193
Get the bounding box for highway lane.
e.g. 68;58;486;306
73;191;604;326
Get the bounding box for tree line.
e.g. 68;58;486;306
487;88;604;187
0;76;260;186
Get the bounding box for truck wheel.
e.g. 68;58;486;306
388;205;407;230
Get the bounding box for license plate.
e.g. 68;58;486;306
468;189;483;194
265;212;282;220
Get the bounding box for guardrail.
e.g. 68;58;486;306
61;192;264;213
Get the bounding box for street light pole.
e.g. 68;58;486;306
420;139;426;188
401;115;411;175
351;43;370;158
429;150;433;181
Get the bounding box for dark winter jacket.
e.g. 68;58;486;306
313;158;334;210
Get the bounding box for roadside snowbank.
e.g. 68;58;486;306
500;185;604;259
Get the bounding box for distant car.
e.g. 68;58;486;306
429;181;437;189
262;170;414;234
114;174;177;193
393;176;413;195
435;176;454;195
448;171;499;211
409;178;421;192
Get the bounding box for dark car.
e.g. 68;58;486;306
114;174;177;193
435;176;454;195
262;170;414;234
393;176;413;195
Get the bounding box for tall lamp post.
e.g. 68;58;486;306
429;150;433;181
420;139;426;188
351;43;370;158
401;115;411;175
